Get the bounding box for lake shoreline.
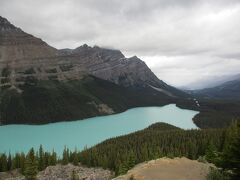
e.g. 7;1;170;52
0;104;199;154
0;103;199;126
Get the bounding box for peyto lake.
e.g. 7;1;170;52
0;104;198;155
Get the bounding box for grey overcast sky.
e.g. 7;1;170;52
1;0;240;89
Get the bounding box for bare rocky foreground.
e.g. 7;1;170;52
0;163;113;180
114;157;213;180
0;158;214;180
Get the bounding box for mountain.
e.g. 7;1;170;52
0;16;85;88
189;79;240;100
60;45;162;87
181;73;240;90
0;16;187;125
0;16;183;94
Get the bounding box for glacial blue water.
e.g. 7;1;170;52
0;104;198;155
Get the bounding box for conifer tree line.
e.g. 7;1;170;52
79;122;240;178
0;145;79;179
79;123;226;175
0;122;239;179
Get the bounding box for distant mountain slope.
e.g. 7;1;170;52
181;73;240;90
190;79;240;100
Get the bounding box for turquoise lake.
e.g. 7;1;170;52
0;104;198;155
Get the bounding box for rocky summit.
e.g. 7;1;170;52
60;45;165;87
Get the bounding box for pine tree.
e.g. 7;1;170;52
24;148;38;180
72;152;79;166
62;147;69;165
44;152;49;167
118;162;128;175
38;145;44;171
49;151;57;166
0;154;8;172
127;151;136;169
20;153;26;174
7;153;12;170
205;142;218;163
12;153;21;169
222;120;240;179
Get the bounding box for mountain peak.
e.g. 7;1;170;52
0;16;21;32
0;16;10;24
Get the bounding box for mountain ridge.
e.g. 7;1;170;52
181;73;240;90
0;16;184;96
189;78;240;100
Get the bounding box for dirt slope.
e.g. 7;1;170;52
114;157;213;180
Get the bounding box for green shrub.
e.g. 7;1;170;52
206;168;230;180
197;156;207;163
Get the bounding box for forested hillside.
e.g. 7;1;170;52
176;98;240;128
0;76;175;124
80;121;240;178
79;122;225;175
190;79;240;100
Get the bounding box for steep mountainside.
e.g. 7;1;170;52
190;79;240;100
0;16;187;125
0;76;176;124
0;16;86;88
0;16;184;96
60;45;164;87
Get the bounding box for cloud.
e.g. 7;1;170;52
144;55;240;88
0;0;240;88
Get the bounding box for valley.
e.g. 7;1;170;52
0;13;240;180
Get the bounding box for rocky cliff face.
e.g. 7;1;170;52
60;44;165;87
0;16;181;97
0;16;86;89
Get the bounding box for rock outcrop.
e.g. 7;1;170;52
38;163;113;180
0;163;113;180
